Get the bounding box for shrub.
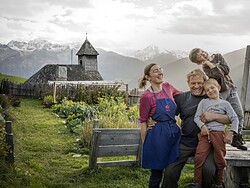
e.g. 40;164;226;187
0;94;10;110
74;85;124;105
43;95;54;108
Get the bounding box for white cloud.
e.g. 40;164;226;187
0;0;250;54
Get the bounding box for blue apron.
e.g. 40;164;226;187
142;88;181;170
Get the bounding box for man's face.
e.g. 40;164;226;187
188;75;205;96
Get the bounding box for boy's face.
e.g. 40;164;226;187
195;49;209;64
204;83;220;99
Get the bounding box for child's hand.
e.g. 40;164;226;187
202;61;215;69
225;131;234;144
201;124;209;135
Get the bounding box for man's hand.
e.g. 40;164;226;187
146;117;156;130
201;112;215;123
225;131;234;144
201;112;231;124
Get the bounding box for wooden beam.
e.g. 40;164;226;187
53;82;57;103
240;45;250;111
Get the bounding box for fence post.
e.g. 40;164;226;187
93;119;99;128
125;84;129;106
89;119;100;169
5;121;14;163
53;82;57;103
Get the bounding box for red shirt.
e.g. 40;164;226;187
139;82;181;123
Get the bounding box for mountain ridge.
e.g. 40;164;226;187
0;39;247;95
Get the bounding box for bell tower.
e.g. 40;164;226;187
76;34;99;71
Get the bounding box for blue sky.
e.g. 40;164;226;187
1;0;250;54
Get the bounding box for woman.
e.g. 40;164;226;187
138;63;181;188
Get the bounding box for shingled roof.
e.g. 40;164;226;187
76;38;99;56
23;64;103;85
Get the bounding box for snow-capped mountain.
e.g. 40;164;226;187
168;50;189;59
125;45;188;61
7;39;80;52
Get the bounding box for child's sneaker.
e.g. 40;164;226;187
231;133;248;151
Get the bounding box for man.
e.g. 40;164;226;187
161;69;231;188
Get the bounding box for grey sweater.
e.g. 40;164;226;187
194;98;238;133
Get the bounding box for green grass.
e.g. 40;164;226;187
2;98;194;188
0;73;27;84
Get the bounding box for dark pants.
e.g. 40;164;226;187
239;167;250;187
149;169;163;188
161;143;216;188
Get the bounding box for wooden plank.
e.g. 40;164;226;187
225;141;250;167
93;128;140;145
97;160;137;167
93;128;140;131
97;145;140;157
98;132;140;145
242;130;250;135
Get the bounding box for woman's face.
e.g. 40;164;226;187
148;65;164;85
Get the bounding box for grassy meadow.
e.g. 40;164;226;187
0;98;195;188
0;73;27;84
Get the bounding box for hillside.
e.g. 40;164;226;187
0;73;27;83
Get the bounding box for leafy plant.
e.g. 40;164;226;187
43;95;54;108
0;121;8;160
74;85;124;105
0;94;10;109
53;100;95;133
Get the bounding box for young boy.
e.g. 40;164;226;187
193;78;239;188
189;48;247;151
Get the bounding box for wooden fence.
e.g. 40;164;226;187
0;79;52;98
0;79;143;106
128;88;143;106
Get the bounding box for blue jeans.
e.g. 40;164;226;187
220;87;244;133
149;169;163;188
